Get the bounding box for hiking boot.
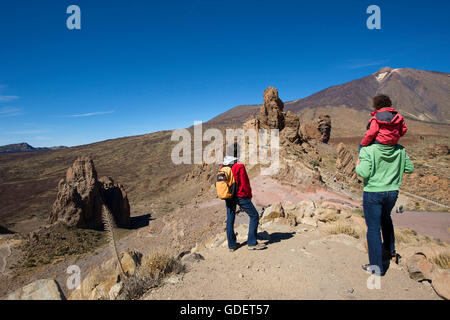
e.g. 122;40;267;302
362;264;385;276
229;243;239;252
247;243;267;250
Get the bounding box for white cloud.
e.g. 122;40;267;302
7;129;47;134
66;110;115;118
0;95;20;103
0;107;23;117
342;59;390;70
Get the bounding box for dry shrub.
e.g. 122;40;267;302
117;250;185;300
318;212;340;223
141;251;185;278
431;252;450;269
327;221;362;239
395;228;419;245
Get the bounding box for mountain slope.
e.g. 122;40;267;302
0;143;67;154
208;67;450;136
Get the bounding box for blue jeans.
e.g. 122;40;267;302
363;190;398;274
225;197;259;248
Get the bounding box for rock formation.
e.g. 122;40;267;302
5;279;65;300
336;143;359;183
281;111;301;143
49;156;131;229
257;87;285;130
317;114;331;143
299;114;331;143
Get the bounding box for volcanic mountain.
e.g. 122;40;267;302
208;67;450;136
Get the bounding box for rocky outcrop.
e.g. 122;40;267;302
49;156;131;229
99;177;131;227
69;250;142;300
336;143;359;183
317;115;331;143
281;111;301;143
299;114;331;143
257;87;285;130
5;279;65;300
242;116;260;131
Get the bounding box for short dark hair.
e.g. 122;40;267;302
372;94;392;110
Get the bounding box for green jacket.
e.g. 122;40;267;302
355;144;414;192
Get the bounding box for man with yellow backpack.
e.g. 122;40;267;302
217;155;267;252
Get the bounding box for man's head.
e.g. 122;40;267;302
372;94;392;110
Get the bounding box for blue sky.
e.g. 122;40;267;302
0;0;449;147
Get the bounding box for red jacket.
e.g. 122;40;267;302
230;162;252;199
361;107;408;146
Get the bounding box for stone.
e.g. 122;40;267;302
405;253;434;282
431;271;450;300
108;283;122;300
181;253;205;264
69;250;141;300
49;156;131;229
5;279;65;300
261;203;285;221
257;87;285;130
300;216;318;227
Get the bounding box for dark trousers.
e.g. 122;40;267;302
225;197;259;248
363;190;398;274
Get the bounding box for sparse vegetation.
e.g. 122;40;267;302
15;223;105;270
327;221;362;239
431;252;450;269
117;251;185;300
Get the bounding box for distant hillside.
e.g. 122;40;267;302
207;67;450;137
0;143;67;154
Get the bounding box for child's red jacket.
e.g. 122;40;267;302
361;107;408;146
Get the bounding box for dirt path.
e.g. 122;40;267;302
392;211;450;243
144;223;439;300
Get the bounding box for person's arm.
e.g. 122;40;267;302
360;119;379;146
355;148;371;179
240;165;252;193
400;119;408;137
404;152;414;173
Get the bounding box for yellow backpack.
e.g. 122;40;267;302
216;165;237;200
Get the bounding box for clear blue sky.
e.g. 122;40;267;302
0;0;449;147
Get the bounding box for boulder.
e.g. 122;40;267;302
405;253;434;282
5;279;65;300
257;87;285;130
296;200;317;217
50;156;131;229
431;271;450;300
261;203;285;221
69;250;141;300
300;216;318;227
